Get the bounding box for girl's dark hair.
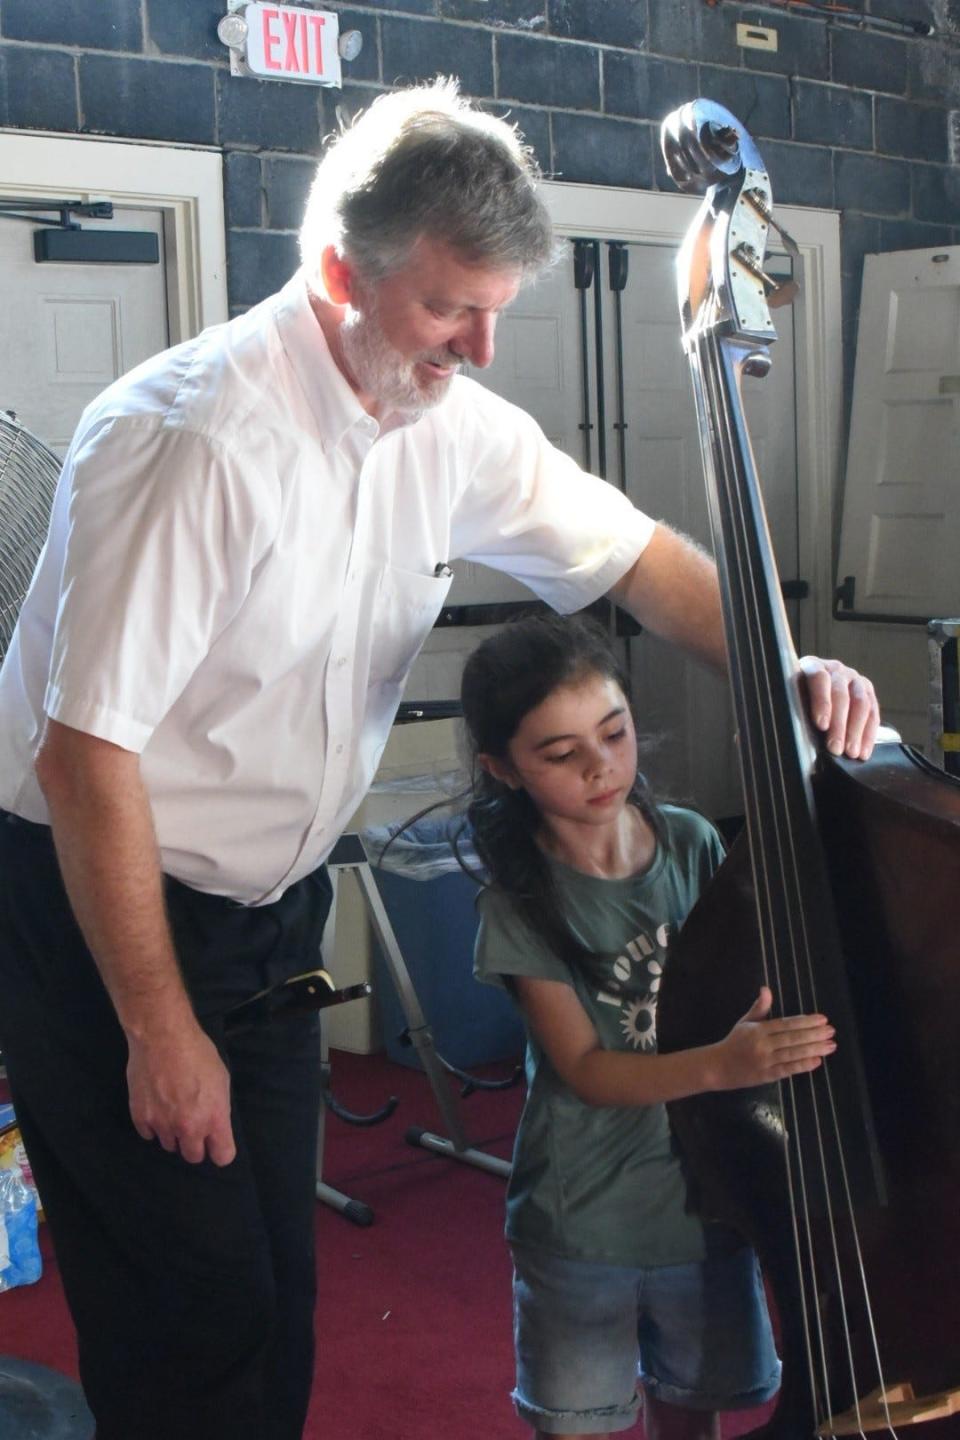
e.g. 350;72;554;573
460;612;663;969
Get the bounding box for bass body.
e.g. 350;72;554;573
658;97;960;1438
657;742;960;1437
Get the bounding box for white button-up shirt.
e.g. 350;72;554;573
0;273;654;903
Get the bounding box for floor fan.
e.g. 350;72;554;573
0;410;94;1438
0;411;61;660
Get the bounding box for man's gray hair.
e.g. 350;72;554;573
299;77;555;289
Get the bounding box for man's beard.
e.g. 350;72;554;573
339;299;459;417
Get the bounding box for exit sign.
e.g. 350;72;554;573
234;3;341;87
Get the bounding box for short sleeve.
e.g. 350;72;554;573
473;886;575;991
691;814;725;884
43;417;278;752
703;822;726;878
447;381;655;614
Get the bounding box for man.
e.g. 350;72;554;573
0;80;877;1440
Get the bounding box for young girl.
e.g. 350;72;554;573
462;613;836;1440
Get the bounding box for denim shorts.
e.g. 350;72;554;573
510;1241;781;1435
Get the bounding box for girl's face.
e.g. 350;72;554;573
483;672;638;828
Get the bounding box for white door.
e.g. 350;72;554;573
0;205;169;456
834;245;960;744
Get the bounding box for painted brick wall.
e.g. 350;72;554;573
1;0;957;391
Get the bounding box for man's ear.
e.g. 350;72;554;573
320;245;356;307
478;753;522;791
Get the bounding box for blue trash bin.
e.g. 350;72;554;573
363;818;525;1071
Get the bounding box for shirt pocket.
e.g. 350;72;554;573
367;563;453;687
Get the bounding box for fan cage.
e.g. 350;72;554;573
0;412;61;662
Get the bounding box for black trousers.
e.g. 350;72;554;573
0;811;333;1440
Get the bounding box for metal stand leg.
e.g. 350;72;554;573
314;838;512;1225
351;859;511;1181
315;1016;375;1227
314;866;382;1226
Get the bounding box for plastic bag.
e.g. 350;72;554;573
0;1112;43;1218
367;767;463;796
0;1161;42;1291
360;812;483;881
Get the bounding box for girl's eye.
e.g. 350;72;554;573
604;728;627;743
544;750;574;765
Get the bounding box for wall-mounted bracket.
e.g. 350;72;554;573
0;199;113;230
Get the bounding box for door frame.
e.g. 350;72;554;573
541;181;843;656
0;130;228;342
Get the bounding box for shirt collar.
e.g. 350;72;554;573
272;270;424;453
272;270;376;453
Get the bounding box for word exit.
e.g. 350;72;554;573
242;3;342;87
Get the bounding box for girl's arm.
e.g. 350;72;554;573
515;976;836;1108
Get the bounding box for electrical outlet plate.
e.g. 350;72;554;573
737;22;778;51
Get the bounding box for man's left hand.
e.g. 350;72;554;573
799;656;880;761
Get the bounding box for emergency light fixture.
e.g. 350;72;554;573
217;2;361;87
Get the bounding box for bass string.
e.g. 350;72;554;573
697;325;898;1437
708;331;846;1428
700;331;837;1423
714;334;899;1439
710;327;895;1438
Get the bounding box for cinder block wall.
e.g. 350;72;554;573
1;0;957;394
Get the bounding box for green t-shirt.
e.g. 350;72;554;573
474;804;726;1268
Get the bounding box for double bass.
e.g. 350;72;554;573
654;101;960;1438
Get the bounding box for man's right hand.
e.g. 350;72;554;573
127;1024;236;1167
35;720;238;1169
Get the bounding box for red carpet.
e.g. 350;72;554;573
306;1051;524;1439
0;1050;773;1438
0;1049;526;1439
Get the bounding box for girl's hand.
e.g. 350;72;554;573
713;985;836;1091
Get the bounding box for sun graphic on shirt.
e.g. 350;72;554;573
620;996;658;1052
617;956;663;1052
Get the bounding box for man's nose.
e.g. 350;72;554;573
453;312;497;369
